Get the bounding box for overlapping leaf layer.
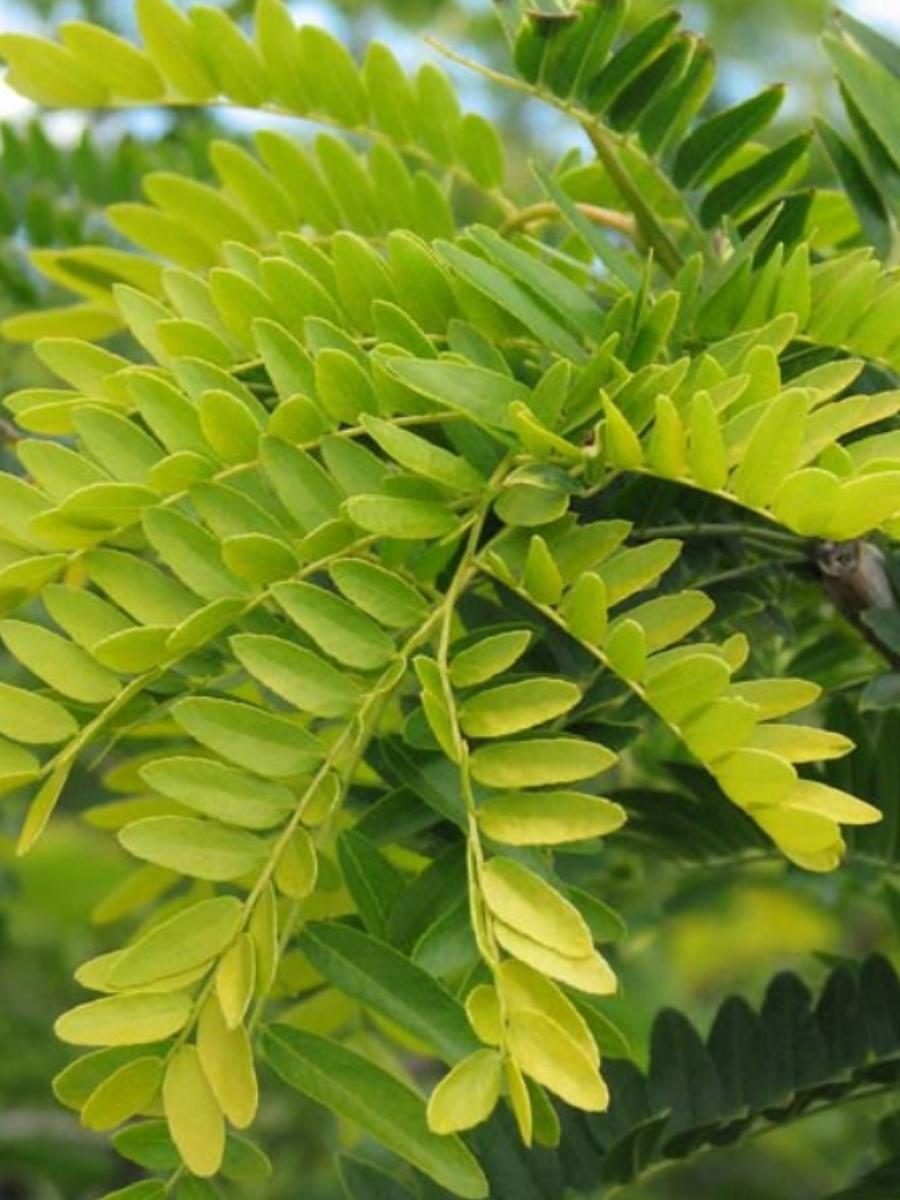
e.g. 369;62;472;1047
0;1;898;1196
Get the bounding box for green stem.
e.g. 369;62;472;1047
170;602;445;1061
635;522;806;550
432;462;515;1055
698;557;807;589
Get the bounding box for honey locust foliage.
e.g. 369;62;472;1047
0;1;899;1196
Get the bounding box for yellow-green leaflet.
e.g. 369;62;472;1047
597;540;681;605
524;536;563;604
119;816;268;881
274;827;318;899
0;682;78;745
140;756;295;830
163;1044;225;1178
53;1046;158;1112
77;950;209;995
172;696;323;778
80;1056;164;1132
93;627;172;673
216;934;257;1029
715;748;797;807
602;396;643;468
469;738;617;788
55;992;192;1046
481;858;593;956
494;922;617;996
785;779;881;825
507;1010;609;1111
562;573;608;644
197;995;259;1129
645;653;731;722
231;634;361;717
465;985;501;1045
498;960;598;1066
0;620;120;703
0;737;40;793
273;580;395;670
362;414;485;492
731;389;809;507
223;532;299;585
0;32;109;105
449;630;532;688
750;724;854;762
106;895;243;989
681;698;758;761
613;590;714;652
753;807;844;862
136;0;217;101
604;618;646;680
249;883;278;996
729;677;821;719
330;558;429;629
459;679;581;738
478;791;626;845
504;1057;533;1147
17;763;71;855
426;1050;502;1134
344;495;458;539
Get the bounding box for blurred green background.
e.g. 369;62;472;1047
0;2;899;1198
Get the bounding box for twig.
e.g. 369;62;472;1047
501;200;637;240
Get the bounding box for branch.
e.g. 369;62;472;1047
500;200;637;240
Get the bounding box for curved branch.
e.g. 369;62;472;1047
500;200;637;241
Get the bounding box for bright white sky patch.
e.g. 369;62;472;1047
847;0;900;32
